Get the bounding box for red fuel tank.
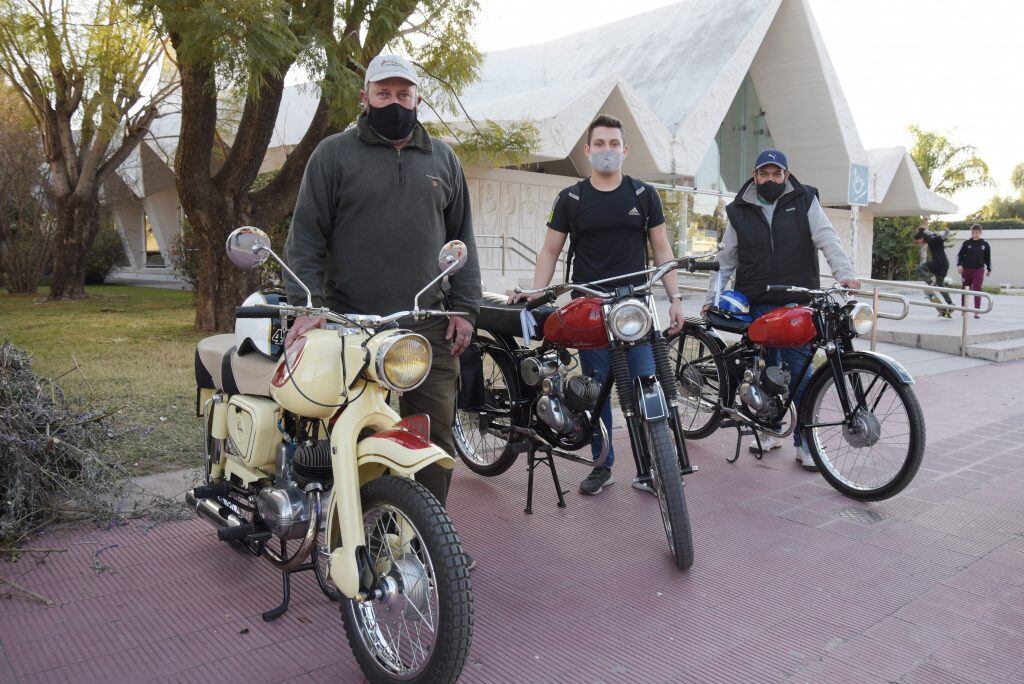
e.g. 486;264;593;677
747;306;818;347
542;297;607;350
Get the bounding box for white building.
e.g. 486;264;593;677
104;0;956;290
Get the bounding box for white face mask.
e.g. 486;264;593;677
589;149;625;174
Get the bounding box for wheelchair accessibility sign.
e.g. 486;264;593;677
848;163;869;206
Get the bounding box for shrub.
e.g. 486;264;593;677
85;217;129;285
947;219;1024;231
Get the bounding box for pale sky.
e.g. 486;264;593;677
473;0;1021;218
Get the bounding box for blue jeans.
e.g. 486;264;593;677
579;344;656;467
749;304;814;447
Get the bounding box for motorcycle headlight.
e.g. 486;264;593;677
607;299;653;342
373;332;432;392
848;302;874;336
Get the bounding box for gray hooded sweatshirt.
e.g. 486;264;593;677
284;113;481;327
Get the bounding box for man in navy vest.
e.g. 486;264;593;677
703;149;861;469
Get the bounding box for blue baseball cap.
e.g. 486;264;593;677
754;148;788;171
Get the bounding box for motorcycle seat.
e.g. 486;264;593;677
195;334;278;396
476;293;554;340
705;311;751;335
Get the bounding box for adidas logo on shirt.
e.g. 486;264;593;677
628;207;640;216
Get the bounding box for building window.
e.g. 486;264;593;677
695;73;775;194
143;211;165;268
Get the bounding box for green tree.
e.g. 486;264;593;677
151;0;522;331
0;0;175;299
1011;163;1024;193
907;124;992;197
969;161;1024;220
871;216;923;281
0;83;52;293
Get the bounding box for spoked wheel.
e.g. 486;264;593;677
453;340;520;476
340;476;473;684
800;357;925;501
645;418;694;570
667;325;727;439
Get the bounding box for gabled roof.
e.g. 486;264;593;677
110;0;955;216
867;147;958;216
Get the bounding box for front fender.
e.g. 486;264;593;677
805;350;915;390
357;429;455;481
633;375;668;422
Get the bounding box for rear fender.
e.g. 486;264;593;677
679;318;726;351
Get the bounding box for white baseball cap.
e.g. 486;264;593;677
364;54;420;88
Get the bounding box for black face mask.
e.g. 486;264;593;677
367;102;418;141
756;179;786;203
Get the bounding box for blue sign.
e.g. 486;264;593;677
848;163;869;206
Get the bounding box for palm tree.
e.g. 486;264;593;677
907;124;991;198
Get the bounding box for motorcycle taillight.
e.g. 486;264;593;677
396;414;431;441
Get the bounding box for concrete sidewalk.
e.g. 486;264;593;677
2;362;1024;683
871;289;1024;362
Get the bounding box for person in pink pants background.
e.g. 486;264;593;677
957;223;992;318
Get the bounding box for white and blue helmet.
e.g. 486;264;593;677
716;289;753;321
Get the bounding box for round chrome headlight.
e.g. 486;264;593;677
375;333;432;392
849;302;874;336
607;299;653;342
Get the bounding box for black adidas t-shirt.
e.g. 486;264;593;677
548;178;665;288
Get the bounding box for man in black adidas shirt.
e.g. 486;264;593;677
510;114;684;496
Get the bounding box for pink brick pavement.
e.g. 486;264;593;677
2;361;1024;683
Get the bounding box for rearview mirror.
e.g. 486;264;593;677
438;240;468;275
226;226;271;269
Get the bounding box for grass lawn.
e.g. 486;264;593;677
0;285;206;475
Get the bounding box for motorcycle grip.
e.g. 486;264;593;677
235;305;282;319
525;291;556;311
687;260;720;272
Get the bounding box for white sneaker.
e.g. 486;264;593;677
796;443;819;471
749;434;783;454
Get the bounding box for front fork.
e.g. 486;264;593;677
610;331;694;481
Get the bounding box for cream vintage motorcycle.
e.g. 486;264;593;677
186;226;473;683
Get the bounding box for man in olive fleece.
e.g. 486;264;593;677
283;54;481;509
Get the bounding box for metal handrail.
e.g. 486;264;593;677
474;233;994;357
819;275;995;357
476;234;565;275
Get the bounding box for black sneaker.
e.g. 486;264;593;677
579;467;614;495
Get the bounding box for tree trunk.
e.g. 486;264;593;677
189;196;260;331
47;194;100;300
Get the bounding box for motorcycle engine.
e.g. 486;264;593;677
257;485;311;539
535;370;601;437
257;442;314;539
738;360;791;420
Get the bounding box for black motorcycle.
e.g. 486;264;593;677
453;258;719;570
669;284;925;501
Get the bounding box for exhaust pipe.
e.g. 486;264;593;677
186;485;323;574
186;489;247;530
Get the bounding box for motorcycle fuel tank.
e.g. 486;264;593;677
747;306;817;347
542;297;607;350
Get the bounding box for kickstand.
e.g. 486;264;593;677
262;538;325;621
723;419;762;463
525;442;567;514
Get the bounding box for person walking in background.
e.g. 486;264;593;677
957;223;992;318
914;226;955;318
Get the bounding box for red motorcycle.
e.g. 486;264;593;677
454;258;719;570
670;284;925;501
